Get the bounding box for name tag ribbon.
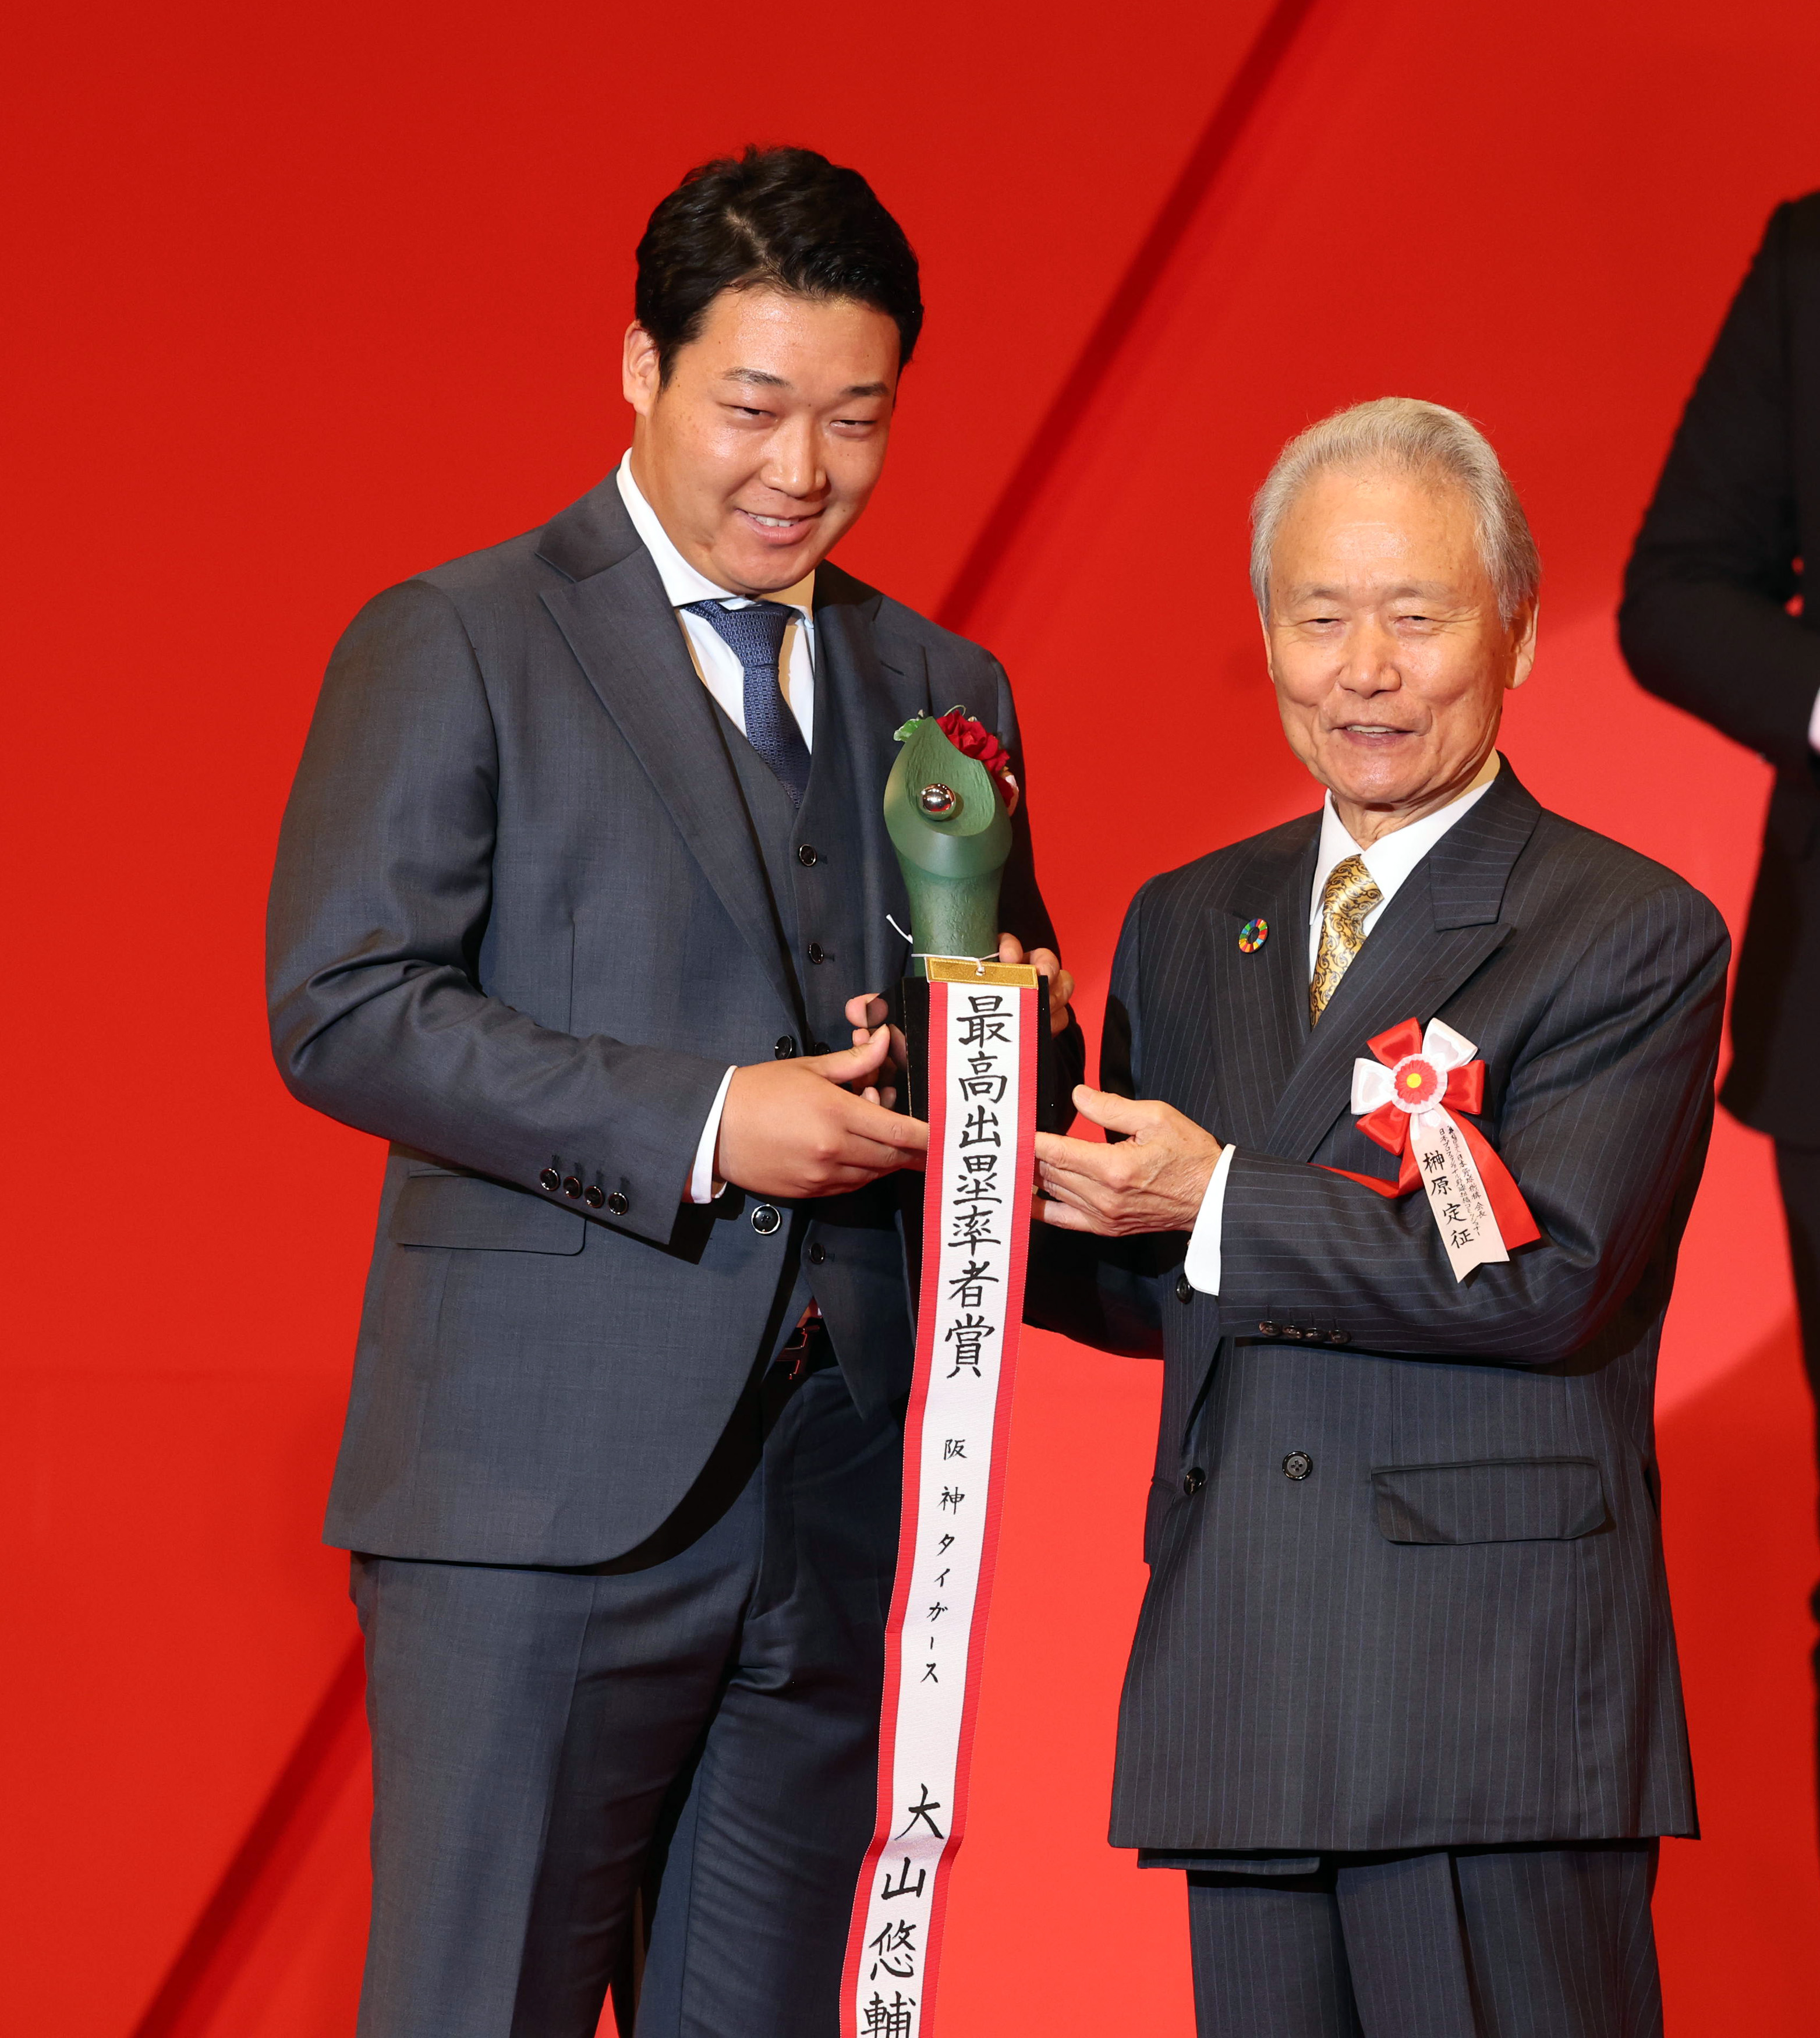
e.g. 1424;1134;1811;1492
1326;1016;1540;1280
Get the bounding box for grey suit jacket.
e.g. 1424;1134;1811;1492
1029;765;1724;1850
268;476;1074;1566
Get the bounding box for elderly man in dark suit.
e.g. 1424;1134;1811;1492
1620;192;1820;1801
1029;398;1724;2038
268;147;1076;2038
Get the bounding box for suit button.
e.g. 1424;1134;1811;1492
539;1167;560;1193
1283;1451;1313;1481
806;1241;826;1265
1258;1322;1279;1337
796;844;820;866
562;1176;583;1198
751;1203;781;1235
1182;1466;1206;1496
1174;1273;1194;1304
813;1040;830;1055
584;1184;605;1209
1330;1328;1350;1346
808;942;828;964
606;1190;629;1216
774;1035;797;1059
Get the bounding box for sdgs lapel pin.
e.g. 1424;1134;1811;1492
1238;918;1269;953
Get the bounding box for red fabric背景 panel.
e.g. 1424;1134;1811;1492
2;4;1279;2033
6;0;1820;2032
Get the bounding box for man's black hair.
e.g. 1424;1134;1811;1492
635;146;922;382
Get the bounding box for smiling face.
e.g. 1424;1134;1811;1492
622;285;900;596
1262;464;1536;844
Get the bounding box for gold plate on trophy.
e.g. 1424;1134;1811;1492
923;957;1040;988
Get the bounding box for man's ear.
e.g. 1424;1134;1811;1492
1507;601;1539;689
622;322;661;418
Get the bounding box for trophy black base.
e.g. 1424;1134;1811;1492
890;967;1062;1134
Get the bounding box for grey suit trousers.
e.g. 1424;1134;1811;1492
1184;1844;1660;2038
351;1344;901;2038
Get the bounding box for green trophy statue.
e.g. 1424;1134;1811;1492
884;710;1056;1126
884;710;1014;972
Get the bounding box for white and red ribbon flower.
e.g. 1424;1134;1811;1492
1325;1015;1540;1280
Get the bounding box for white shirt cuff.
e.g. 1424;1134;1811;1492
1808;686;1820;752
1184;1144;1237;1295
685;1066;737;1204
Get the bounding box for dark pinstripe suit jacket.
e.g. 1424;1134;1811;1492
1029;763;1726;1850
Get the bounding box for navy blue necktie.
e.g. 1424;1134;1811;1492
682;599;813;808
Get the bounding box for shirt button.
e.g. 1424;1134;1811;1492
806;1241;826;1265
796;844;820;866
562;1176;583;1198
1283;1452;1314;1481
751;1203;781;1235
584;1184;605;1209
1182;1467;1207;1496
808;942;828;964
606;1190;629;1216
539;1167;560;1193
774;1035;797;1059
1174;1273;1194;1304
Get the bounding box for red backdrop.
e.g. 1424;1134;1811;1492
8;2;1820;2031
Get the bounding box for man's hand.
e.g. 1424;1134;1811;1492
842;931;1076;1041
1033;1087;1222;1235
994;931;1075;1036
717;1027;928;1198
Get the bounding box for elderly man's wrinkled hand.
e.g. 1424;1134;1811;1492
1033;1087;1221;1236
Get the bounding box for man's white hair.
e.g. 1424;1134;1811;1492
1249;397;1541;626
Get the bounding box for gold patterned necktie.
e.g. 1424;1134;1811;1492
1309;853;1383;1023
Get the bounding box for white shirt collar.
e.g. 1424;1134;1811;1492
1311;756;1501;925
615;452;814;620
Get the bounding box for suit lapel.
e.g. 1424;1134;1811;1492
816;573;934;997
538;516;805;1027
1260;765;1541;1163
1202;824;1318;1148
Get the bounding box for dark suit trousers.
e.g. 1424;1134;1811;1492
1777;1142;1820;1766
1185;1844;1660;2038
350;1343;901;2038
1777;1144;1820;1428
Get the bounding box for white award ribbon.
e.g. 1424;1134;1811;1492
1350;1017;1510;1282
842;962;1039;2038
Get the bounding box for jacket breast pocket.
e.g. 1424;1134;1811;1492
390;1172;586;1255
1370;1457;1606;1544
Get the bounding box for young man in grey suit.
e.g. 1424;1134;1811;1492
268;147;1076;2038
1028;400;1722;2037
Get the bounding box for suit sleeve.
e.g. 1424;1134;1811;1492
1214;883;1729;1364
987;655;1088;1106
1024;880;1171;1357
1620;200;1820;776
266;579;728;1246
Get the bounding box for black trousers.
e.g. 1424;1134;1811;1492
350;1331;901;2038
1777;1141;1820;1781
1185;1843;1660;2038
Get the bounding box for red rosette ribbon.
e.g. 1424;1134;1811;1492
934;707;1021;815
1322;1015;1540;1276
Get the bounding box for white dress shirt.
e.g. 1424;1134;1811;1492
1810;689;1820;751
1184;761;1500;1293
615;454;817;745
612;454;817;1203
